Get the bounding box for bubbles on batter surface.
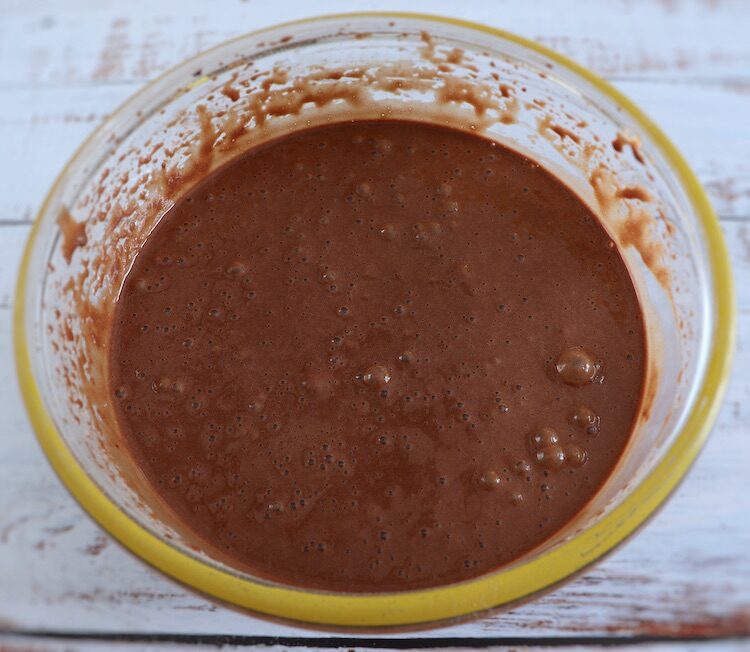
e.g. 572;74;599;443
571;405;601;435
134;275;170;293
360;365;391;388
374;138;392;154
556;346;599;386
355;181;374;198
510;490;524;505
437;181;453;197
151;376;187;395
514;460;531;475
225;261;248;277
303;369;337;400
413;221;443;245
319;269;337;284
565;444;588;467
530;427;589;471
379;223;398;240
532;427;558;448
536;444;566;470
397;350;414;364
479;470;502;490
109;119;642;592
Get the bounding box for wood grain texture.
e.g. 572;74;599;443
2;12;750;225
1;0;749;644
0;222;749;638
2;0;750;87
1;639;747;652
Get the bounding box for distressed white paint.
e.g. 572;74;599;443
2;0;750;86
1;0;749;646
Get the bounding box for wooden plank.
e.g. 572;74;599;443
2;0;748;644
0;638;748;652
1;638;746;652
1;79;749;227
0;84;134;223
1;219;749;638
2;0;750;87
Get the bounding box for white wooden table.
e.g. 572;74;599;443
1;1;749;649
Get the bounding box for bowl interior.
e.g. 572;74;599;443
18;13;727;627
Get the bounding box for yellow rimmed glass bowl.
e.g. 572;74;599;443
14;13;734;630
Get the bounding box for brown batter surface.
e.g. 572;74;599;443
110;120;645;592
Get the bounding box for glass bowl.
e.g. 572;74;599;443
14;12;734;630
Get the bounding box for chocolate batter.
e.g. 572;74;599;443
110;120;645;592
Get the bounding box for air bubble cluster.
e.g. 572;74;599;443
530;427;589;471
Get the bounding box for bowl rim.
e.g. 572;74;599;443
13;11;736;629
